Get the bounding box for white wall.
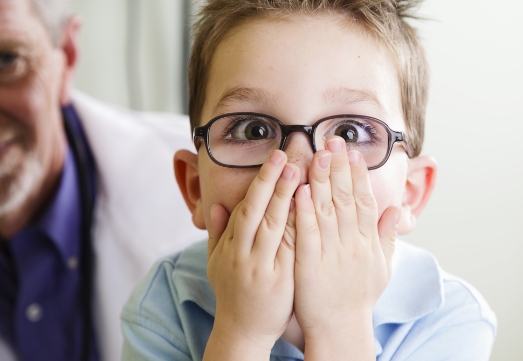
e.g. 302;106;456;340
403;1;523;360
71;1;522;359
71;0;188;113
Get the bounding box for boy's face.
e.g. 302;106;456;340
193;14;415;231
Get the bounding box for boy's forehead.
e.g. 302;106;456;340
211;86;385;119
202;15;403;129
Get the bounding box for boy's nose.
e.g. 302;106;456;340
282;132;313;185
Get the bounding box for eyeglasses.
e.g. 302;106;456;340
193;112;412;170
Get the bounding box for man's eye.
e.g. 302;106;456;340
0;52;27;83
0;52;18;67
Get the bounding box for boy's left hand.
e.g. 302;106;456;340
292;136;400;354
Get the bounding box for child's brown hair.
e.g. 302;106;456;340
189;0;428;156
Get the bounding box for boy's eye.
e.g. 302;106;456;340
322;119;380;146
226;117;278;141
333;123;368;143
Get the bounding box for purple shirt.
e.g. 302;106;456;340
0;105;98;361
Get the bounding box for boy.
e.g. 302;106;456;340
121;0;496;360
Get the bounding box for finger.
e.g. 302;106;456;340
283;197;297;250
295;184;322;267
208;204;230;261
276;197;297;274
234;150;288;255
308;150;340;249
253;163;300;261
377;206;401;278
325;136;357;238
348;151;379;238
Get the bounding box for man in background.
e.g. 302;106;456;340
0;0;206;360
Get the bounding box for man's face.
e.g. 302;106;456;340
0;0;68;218
194;14;409;229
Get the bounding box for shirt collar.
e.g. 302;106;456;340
34;147;82;264
173;239;444;358
8;104;94;268
373;240;444;326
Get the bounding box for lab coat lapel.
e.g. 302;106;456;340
72;90;206;361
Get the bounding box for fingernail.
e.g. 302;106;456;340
281;164;295;180
269;150;284;166
348;151;360;165
303;184;311;199
289;198;295;211
318;153;331;169
327;138;344;154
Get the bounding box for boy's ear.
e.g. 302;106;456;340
398;155;438;235
174;150;206;230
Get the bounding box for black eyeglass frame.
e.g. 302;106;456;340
193;112;412;170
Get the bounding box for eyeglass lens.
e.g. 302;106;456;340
207;114;390;167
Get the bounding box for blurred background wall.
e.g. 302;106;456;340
71;0;192;113
70;0;523;359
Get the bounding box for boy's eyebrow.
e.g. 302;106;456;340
323;87;384;110
212;86;278;116
212;86;384;116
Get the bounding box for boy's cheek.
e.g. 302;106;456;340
369;161;408;219
373;186;400;220
201;164;260;224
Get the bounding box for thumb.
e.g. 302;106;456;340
208;204;229;261
377;206;401;278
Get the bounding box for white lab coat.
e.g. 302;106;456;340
0;91;207;361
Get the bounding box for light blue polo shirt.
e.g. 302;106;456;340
121;240;496;360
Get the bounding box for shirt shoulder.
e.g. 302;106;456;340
121;239;210;322
390;240;495;326
121;240;212;360
439;269;497;330
375;240;497;360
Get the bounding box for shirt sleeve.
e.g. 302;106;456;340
400;320;495;361
121;319;193;361
384;278;497;361
120;258;193;361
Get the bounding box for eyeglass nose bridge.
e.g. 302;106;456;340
279;125;317;153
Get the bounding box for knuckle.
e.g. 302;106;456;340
256;167;274;185
333;190;356;208
329;159;346;172
239;201;257;220
273;184;290;201
304;203;317;217
319;200;336;217
355;193;377;209
281;234;296;251
284;222;296;239
315;174;330;185
346;243;370;261
262;211;280;232
302;222;321;238
248;266;261;282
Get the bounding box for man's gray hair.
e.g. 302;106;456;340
29;0;71;45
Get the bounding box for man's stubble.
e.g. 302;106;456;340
0;144;43;218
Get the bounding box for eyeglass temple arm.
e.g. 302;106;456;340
393;131;414;158
193;127;207;149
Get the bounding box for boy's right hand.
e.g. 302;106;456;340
204;150;300;360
